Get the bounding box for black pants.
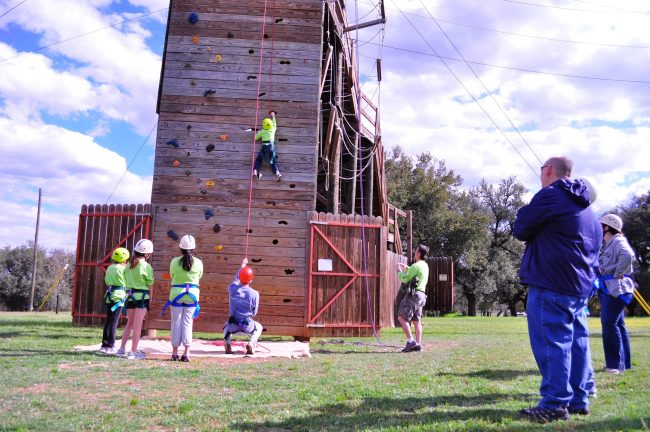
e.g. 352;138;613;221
102;305;122;348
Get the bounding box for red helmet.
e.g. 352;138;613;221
238;266;254;284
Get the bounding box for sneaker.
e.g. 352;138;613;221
128;350;146;360
171;354;179;361
104;347;117;355
520;406;569;423
275;172;282;182
568;406;590;416
411;344;422;352
224;342;233;354
246;343;255;355
253;170;262;179
588;388;597;398
115;348;127;358
605;368;621;374
401;341;417;353
180;354;190;363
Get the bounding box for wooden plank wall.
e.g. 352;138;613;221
425;256;455;314
382;250;408;327
149;0;323;336
72;204;152;327
307;212;384;337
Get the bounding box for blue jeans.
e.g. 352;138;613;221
253;143;280;174
598;292;632;370
527;287;590;410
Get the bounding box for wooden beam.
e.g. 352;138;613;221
319;45;333;96
344;18;386;33
407;210;413;262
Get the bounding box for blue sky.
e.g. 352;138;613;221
1;0;649;251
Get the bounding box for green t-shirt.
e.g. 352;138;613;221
255;117;277;143
169;256;203;303
125;259;154;300
398;260;429;292
104;263;127;303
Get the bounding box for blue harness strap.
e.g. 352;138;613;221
162;284;200;319
104;286;126;312
121;288;150;315
598;274;635;304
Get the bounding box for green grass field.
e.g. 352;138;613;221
0;312;648;431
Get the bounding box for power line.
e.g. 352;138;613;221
0;7;168;64
391;1;540;177
0;0;26;19
418;0;543;165
498;0;650;14
359;40;650;84
105;121;158;204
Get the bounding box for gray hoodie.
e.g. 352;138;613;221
599;234;635;297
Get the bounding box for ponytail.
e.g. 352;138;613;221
180;249;194;271
130;252;145;269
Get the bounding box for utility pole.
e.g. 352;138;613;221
28;188;42;311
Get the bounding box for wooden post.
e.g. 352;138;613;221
348;130;358;214
407;210;413;262
364;139;374;216
29;188;42;311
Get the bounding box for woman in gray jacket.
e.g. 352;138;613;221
598;214;636;374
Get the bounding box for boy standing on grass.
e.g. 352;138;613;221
252;110;282;181
98;247;129;355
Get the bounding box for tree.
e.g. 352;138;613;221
0;243;74;311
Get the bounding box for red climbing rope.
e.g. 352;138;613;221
245;0;270;259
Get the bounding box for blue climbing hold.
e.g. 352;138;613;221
204;89;216;97
166;139;179;148
188;13;199;25
167;229;179;240
205;208;214;220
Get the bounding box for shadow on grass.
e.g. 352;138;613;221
0;348;90;358
231;393;532;431
0;319;73;328
438;368;539;381
311;348;400;355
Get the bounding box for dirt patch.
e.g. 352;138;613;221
16;383;50;394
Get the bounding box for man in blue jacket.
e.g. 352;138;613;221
513;156;602;423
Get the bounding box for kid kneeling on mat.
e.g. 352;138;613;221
167;235;203;362
117;239;154;360
224;258;263;354
99;247;129;355
253;110;282;181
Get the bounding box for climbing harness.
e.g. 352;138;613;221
162;284;200;319
121;288;150;314
104;285;126;312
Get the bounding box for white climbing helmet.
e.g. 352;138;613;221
576;177;597;204
134;239;154;254
179;234;196;250
600;214;623;232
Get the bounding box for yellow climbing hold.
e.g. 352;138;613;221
215;54;222;62
192;35;199;43
214;245;223;251
205;181;215;187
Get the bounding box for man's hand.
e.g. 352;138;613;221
397;263;408;271
269;110;277;117
241;258;248;268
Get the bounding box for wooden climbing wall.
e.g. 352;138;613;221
148;0;323;336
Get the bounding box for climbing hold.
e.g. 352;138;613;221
284;269;295;275
219;134;228;141
185;170;192;176
166;139;179;148
204;89;216;97
162;273;171;280
205;181;215;187
204;208;214;220
181;206;188;212
248;49;254;54
289;184;296;189
266;200;276;206
188;13;199;25
186;151;192;156
200;189;207;195
264;34;269;39
207;47;212;52
212;224;221;233
214;245;222;251
206;144;215;152
247;75;257;80
280;60;291;65
283;299;292;303
215;54;222;61
272;239;279;245
279;138;288;142
258;92;266;97
167;229;179;240
278;220;288;225
192;36;199;44
275;18;283;23
227;32;234;38
184;63;192;69
190;80;196;86
186;125;192;130
251;258;262;263
172;160;181;167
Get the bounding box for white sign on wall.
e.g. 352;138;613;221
318;259;333;272
439;274;448;282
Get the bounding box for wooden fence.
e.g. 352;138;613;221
425;256;454;314
72;204;152;326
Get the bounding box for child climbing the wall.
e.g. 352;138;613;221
224;258;263;354
117;239;154;360
98;247;129;355
164;235;203;362
253;110;282;181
